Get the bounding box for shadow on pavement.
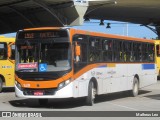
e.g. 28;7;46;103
95;90;151;104
139;90;151;95
9;90;151;109
9;98;86;109
145;94;160;100
2;87;15;93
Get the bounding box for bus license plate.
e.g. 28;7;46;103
34;91;44;96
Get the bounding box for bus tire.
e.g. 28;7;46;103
86;81;96;106
130;77;139;97
0;77;3;93
38;99;48;106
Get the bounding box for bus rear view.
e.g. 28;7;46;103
15;28;72;105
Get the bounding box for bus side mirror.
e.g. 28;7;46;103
75;45;81;56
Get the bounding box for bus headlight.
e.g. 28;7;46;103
58;79;71;90
15;81;22;91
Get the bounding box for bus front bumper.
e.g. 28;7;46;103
15;82;74;99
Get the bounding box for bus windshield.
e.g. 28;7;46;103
16;40;71;72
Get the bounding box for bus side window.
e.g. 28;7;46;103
142;43;149;61
137;43;142;61
113;40;119;61
156;45;160;57
11;44;15;60
102;39;113;62
123;41;132;62
133;43;141;61
89;37;101;62
148;44;154;61
73;35;88;63
0;42;7;60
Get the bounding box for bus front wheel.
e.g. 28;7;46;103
130;77;139;97
0;77;3;93
86;81;96;106
38;99;48;106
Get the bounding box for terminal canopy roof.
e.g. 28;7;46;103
0;0;160;34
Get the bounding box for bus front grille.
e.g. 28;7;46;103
23;88;57;95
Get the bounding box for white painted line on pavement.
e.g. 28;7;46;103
107;103;138;110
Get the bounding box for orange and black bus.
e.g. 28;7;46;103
15;27;157;106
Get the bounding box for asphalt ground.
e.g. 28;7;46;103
0;81;160;120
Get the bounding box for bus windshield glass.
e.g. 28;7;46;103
16;31;71;72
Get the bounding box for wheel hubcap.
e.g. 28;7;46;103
92;87;96;99
134;82;138;94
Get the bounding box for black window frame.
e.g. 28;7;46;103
72;34;155;67
10;44;15;60
156;44;160;57
89;37;102;62
0;42;7;60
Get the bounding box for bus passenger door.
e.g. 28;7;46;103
73;35;88;97
6;43;15;87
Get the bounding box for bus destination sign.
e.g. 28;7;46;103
24;32;58;39
18;30;68;39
